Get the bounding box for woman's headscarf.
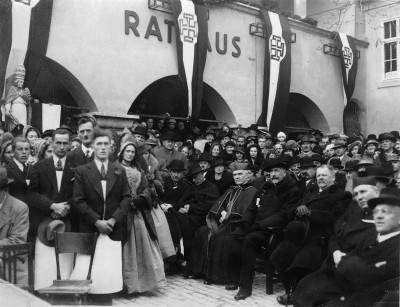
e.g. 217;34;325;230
33;138;51;161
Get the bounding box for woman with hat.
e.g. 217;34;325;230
347;140;362;159
32;138;53;163
138;144;176;261
205;159;235;195
116;141;166;293
230;146;249;172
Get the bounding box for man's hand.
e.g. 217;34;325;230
160;203;172;213
95;220;113;234
333;250;346;268
296;205;310;217
106;218;116;228
50;202;70;217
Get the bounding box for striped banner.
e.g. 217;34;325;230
334;32;358;106
170;0;208;121
0;0;54;129
257;10;291;135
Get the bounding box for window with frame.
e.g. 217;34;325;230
383;18;400;79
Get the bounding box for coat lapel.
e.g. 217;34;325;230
9;160;27;186
86;161;105;201
105;163;118;199
60;159;73;192
43;158;58;192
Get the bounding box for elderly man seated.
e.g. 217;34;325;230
292;187;400;306
0;167;29;287
270;164;352;305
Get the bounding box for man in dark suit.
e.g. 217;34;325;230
73;129;131;299
28;128;75;241
5;137;31;202
67;117;95;168
292;187;400;307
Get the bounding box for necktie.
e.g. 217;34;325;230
23;164;28;176
56;159;63;171
101;163;107;180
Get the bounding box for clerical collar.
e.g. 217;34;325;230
377;231;400;243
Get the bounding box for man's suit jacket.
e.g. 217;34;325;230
73;161;131;241
28;156;75;237
0;194;29;245
67;146;94;168
5;160;30;203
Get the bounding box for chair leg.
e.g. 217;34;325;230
265;259;274;295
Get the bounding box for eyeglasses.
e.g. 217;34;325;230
372;208;393;216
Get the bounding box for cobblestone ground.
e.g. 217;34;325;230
112;272;285;307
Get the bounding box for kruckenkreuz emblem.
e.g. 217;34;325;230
342;46;353;70
178;13;198;44
270;35;286;62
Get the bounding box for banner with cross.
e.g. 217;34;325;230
170;0;208;121
256;10;291;135
334;32;358;107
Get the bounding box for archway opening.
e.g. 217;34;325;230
128;75;236;126
284;93;330;134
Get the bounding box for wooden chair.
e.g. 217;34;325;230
0;243;34;292
37;232;98;305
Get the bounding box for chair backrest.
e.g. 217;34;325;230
0;243;34;292
54;232;97;280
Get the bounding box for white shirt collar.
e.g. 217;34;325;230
53;156;66;169
377;231;400;243
94;158;108;173
13;158;25;172
81;144;93;155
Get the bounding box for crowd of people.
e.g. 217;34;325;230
0;114;399;306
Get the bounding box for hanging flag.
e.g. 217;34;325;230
170;0;208;121
334;32;358;106
256;10;291;135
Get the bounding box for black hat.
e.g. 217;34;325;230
161;131;178;141
131;126;149;139
197;153;213;163
225;141;236;148
311;154;324;166
328;158;344;169
299;157;317;169
344;160;359;172
390;131;400;139
42;129;55;139
289;156;301;166
353;175;377;188
299;135;317;144
368;187;400;209
214;159;227;167
365;166;390;183
187;163;205;178
247;124;259;131
263;157;288;171
378;132;395;143
169;159;186;172
234;146;246;154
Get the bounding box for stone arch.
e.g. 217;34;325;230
128;75;236;124
286;93;330;133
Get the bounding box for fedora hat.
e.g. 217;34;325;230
131;126;149;139
332;139;347;149
365;166;390;183
299;135;316;144
213;159;227;167
378;132;395;143
368;187;400;209
161;131;178;141
344;160;359;172
328;158;344;169
197;153;213;163
311;154;324;166
137;144;152;155
263;157;288;171
37;217;71;247
0;167;13;188
169;159;186;172
357;157;374;167
299;157;317;169
387;153;400;162
187;163;205;178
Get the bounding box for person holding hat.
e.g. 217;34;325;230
154;131;187;177
205;159;234;195
0;166;29;287
271;164;352;305
72;129;131;297
231;158;301;300
67;117;96;168
186;163;257;283
293;187;400;307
